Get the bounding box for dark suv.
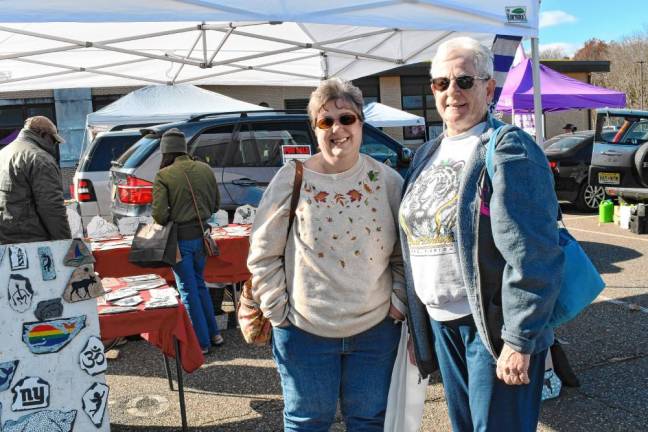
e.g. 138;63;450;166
589;108;648;203
110;111;412;220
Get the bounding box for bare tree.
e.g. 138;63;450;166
540;47;570;60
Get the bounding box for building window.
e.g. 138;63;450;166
353;77;380;106
401;76;442;140
92;94;122;111
0;103;55;145
284;99;309;111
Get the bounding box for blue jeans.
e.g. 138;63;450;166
430;315;546;432
172;238;220;349
272;318;401;432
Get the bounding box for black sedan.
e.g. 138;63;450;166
544;130;606;212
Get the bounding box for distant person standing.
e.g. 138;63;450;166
562;123;576;134
0;116;71;244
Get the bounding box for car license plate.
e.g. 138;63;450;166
598;172;620;185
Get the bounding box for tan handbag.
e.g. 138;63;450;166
237;160;303;345
182;170;220;257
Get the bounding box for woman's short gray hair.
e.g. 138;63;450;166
307;77;364;127
430;37;494;79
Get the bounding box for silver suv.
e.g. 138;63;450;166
72;130;142;227
589;108;648;202
110;111;411;220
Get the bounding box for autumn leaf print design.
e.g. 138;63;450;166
367;170;379;182
314;191;329;203
334;193;346;205
347;189;362;202
363;183;373;193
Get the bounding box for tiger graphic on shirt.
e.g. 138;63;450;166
400;159;464;254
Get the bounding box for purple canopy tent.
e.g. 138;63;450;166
496;58;625;113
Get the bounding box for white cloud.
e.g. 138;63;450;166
538;42;581;57
540;10;577;28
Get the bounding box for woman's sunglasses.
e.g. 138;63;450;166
431;75;489;92
316;113;359;130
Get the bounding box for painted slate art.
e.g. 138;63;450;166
2;409;77;432
79;337;107;376
82;382;109;427
63;238;95;267
0;245;6;265
63;265;104;303
7;274;34;313
0;360;19;392
37;246;56;281
8;246;28;271
11;376;50;411
34;298;64;321
22;316;86;354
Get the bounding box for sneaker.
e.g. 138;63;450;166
201;347;210;355
211;334;224;347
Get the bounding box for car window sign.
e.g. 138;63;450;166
281;145;311;164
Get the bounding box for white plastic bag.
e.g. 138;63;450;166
87;215;119;239
384;320;428;432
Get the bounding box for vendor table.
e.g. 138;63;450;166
98;289;202;432
91;225;251;284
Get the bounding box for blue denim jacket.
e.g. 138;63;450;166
401;116;564;377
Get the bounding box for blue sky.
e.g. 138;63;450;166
538;0;648;55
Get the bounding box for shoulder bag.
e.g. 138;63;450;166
485;126;605;327
182;170;220;257
128;221;180;267
238;160;303;346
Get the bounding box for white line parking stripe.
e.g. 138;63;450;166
567;227;648;243
562;215;598;221
597;295;648;314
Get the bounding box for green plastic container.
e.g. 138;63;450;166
599;200;614;223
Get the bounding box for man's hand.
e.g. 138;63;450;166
496;344;531;385
388;304;405;321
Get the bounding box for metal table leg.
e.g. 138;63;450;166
174;336;188;432
162;354;174;391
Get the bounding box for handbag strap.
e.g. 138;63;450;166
181;170;209;236
287;160;303;239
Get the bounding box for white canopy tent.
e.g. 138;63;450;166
0;1;544;141
86;83;268;133
363;102;425;128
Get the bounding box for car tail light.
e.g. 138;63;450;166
117;176;153;205
548;161;557;169
75;179;96;202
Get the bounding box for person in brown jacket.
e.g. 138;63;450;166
0;116;71;244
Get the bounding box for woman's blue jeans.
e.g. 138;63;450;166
430;314;546;432
271;318;401;432
172;238;220;350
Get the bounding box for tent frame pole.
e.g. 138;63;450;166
530;37;543;145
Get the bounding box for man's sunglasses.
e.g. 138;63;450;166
316;113;359;130
431;75;489;92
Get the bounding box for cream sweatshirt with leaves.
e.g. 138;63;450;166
247;154;406;338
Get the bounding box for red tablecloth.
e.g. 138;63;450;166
92;234;251;284
98;290;204;373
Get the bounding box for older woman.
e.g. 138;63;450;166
400;37;563;431
247;77;406;431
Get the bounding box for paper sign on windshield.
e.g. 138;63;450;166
282;145;311;164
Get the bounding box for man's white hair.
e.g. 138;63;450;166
430;37;494;79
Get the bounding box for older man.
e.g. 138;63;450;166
0;116;71;244
399;37;563;431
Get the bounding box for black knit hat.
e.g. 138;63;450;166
160;128;187;154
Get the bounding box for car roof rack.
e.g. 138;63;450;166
187;109;307;123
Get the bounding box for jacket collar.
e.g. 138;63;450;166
19;129;59;160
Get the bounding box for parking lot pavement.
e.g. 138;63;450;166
106;204;648;431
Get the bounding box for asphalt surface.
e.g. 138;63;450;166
106;204;648;431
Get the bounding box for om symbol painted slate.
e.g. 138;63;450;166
79;336;107;376
11;376;50;411
22;316;86;354
7;274;34;313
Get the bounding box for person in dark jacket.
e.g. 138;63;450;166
0;116;71;244
152;128;223;354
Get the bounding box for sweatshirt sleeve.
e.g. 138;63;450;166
383;165;407;315
247;162;296;326
151;173;170;226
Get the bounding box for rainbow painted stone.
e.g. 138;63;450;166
22;316;86;355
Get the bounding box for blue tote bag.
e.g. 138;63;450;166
485;125;605;327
